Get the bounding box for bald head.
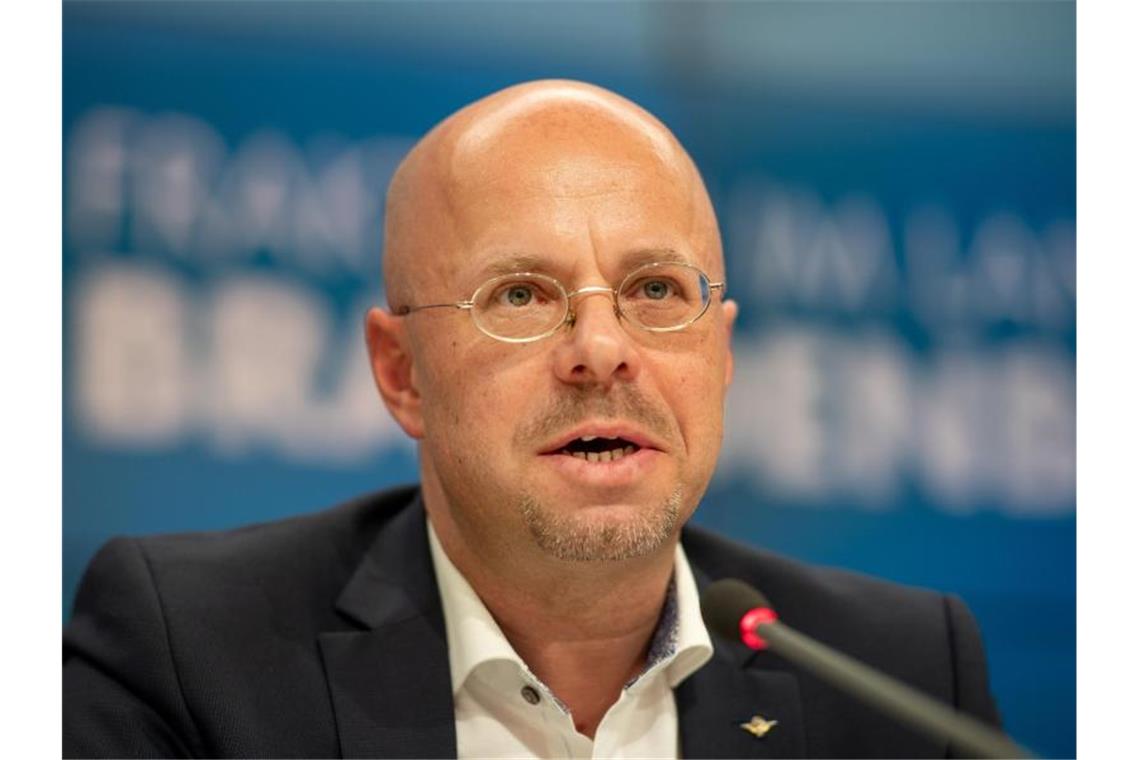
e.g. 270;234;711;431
382;80;721;309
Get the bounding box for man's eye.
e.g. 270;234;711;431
640;279;675;300
500;284;535;307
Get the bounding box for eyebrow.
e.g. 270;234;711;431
478;254;554;279
617;247;692;270
472;248;694;282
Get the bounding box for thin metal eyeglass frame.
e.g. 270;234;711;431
393;261;727;344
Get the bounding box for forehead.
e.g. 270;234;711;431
438;107;707;283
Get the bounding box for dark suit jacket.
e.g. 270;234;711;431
64;485;1000;758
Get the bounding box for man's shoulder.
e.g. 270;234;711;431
126;483;418;567
64;488;424;757
682;522;949;654
679;520;1002;745
71;484;422;631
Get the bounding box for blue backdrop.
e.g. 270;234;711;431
63;2;1075;757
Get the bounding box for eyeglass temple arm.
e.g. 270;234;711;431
395;301;475;315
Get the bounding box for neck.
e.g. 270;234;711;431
425;499;678;738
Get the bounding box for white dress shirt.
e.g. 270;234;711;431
427;519;714;759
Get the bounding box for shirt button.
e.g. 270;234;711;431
520;685;541;705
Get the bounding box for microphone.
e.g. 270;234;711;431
701;579;1034;759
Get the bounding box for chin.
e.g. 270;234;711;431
518;487;683;562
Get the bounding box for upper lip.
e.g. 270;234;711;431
539;421;667;455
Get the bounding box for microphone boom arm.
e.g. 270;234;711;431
757;618;1033;759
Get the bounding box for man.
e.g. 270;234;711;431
64;80;1000;758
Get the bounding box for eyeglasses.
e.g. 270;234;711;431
394;261;726;344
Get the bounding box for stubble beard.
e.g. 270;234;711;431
518;486;684;562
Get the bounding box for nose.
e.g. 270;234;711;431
551;287;641;387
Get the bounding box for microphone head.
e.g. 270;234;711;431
701;578;773;641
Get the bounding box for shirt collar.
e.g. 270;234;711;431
426;516;713;697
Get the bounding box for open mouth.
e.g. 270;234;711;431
556;434;642;463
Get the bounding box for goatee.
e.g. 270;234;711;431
519;487;682;562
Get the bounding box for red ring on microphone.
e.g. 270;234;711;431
739;607;778;650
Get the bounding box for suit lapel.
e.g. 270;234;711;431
678;562;806;758
676;648;806;758
318;494;457;758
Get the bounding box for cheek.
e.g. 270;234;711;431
653;351;729;453
420;343;536;455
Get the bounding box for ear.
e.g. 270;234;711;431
364;307;425;439
721;298;739;388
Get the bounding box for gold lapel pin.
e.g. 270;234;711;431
740;715;779;738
